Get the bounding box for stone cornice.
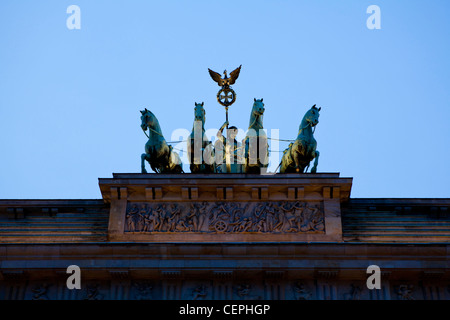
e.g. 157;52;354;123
98;173;353;203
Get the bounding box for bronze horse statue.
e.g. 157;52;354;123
140;108;183;173
187;102;215;173
243;98;269;174
279;105;321;173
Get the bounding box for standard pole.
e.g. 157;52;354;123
225;106;229;129
225;106;230;173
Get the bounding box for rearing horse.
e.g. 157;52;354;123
279;105;321;173
187;102;215;173
140;108;182;173
243;98;269;174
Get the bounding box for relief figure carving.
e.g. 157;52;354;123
125;201;325;234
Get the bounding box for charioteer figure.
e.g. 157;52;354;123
215;121;243;173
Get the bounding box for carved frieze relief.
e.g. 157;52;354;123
124;201;325;234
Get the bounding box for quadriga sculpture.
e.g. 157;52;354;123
187;102;215;173
279;105;321;173
243;98;269;174
140;108;183;173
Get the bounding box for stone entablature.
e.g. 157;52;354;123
1;243;449;300
1;174;450;300
0;199;108;243
98;173;352;242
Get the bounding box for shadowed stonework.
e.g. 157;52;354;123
0;173;449;300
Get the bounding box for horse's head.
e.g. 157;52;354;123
140;108;156;131
304;104;321;127
194;102;205;122
252;98;265;116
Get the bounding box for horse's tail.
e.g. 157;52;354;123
168;145;183;173
274;160;283;173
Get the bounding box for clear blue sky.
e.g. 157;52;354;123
0;0;449;199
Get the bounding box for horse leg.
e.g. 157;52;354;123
292;149;302;173
311;150;320;173
243;137;249;173
141;153;149;173
160;146;171;173
278;158;285;173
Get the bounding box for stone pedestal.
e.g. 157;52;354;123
98;173;352;243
